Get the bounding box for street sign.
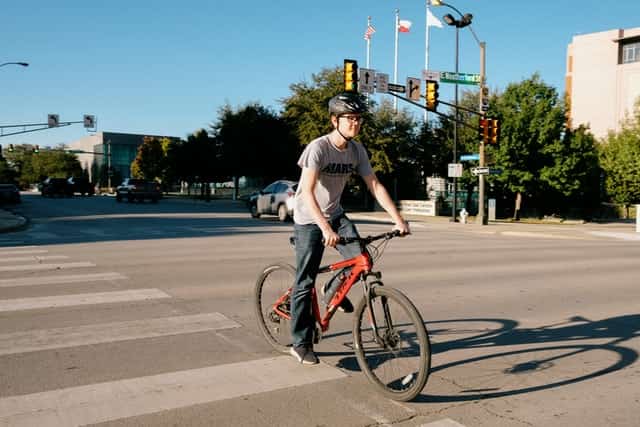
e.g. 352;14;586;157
388;83;406;93
460;153;480;161
448;163;463;178
471;166;490;176
358;68;375;94
422;70;441;82
406;77;421;101
375;73;389;93
440;71;481;86
489;168;503;175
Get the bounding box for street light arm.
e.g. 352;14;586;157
432;2;482;45
0;62;29;68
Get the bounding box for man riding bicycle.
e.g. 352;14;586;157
290;92;410;365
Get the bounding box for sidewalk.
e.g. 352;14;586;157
346;210;640;241
0;208;27;233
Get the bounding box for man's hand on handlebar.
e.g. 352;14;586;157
393;220;411;236
322;229;340;247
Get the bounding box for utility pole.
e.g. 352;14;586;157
476;42;488;225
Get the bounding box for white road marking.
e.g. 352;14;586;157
0;272;127;288
0;255;69;263
0;289;171;312
0;312;240;356
0;261;95;272
0;247;41;255
589;231;640;241
421;419;467;427
0;356;346;427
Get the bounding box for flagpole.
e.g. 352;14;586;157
394;9;399;112
366;16;371;69
424;1;431;122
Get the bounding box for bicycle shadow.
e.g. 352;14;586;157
326;314;639;402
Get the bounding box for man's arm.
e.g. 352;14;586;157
362;173;410;234
299;167;340;246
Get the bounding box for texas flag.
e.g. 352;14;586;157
398;19;412;33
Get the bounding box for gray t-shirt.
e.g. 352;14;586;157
294;135;373;225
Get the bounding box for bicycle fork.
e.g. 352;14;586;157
363;272;394;347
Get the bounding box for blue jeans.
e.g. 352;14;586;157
291;214;361;347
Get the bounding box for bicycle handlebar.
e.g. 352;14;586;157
338;229;405;246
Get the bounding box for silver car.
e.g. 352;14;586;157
249;180;297;221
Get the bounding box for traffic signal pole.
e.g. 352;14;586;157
477;42;488;225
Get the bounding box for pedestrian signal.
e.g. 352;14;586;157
425;80;439;111
344;59;358;93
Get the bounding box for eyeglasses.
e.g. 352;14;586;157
340;115;363;123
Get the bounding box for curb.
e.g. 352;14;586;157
0;208;28;234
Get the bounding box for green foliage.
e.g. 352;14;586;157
8;144;82;186
212;103;299;183
131;137;164;181
600;104;640;207
488;73;565;216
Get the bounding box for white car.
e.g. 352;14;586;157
249;180;297;221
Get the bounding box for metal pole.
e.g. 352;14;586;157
452;25;459;222
107;140;112;191
394;9;399;113
476;42;488;224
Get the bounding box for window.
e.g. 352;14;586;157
622;41;640;64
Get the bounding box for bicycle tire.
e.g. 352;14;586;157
254;263;296;353
352;286;431;401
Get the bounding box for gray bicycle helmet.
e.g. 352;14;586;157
328;93;367;116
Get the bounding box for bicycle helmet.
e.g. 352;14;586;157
328;93;367;116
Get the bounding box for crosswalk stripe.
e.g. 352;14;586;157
0;272;127;288
0;248;45;255
0;289;171;312
0;356;346;427
0;245;38;251
0;261;95;272
421;419;467;427
0;255;69;263
0;312;240;356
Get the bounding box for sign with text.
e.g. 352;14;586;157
375;73;389;93
387;83;406;93
422;70;441;82
358;68;375;93
440;71;481;85
448;163;463;178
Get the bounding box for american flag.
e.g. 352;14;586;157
364;24;376;40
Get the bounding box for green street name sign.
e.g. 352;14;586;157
440;71;481;85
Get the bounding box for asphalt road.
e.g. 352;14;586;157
1;194;639;426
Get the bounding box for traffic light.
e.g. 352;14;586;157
479;86;489;112
83;114;96;129
33;145;40;153
344;59;358;93
478;118;489;144
425;80;439;111
489;119;500;144
47;114;59;128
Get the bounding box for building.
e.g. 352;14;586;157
566;27;640;139
67;131;180;185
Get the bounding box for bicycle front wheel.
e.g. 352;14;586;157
353;286;431;401
254;263;295;353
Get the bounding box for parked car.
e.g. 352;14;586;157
0;183;21;204
116;178;161;203
41;177;72;197
67;177;95;196
248;180;297;221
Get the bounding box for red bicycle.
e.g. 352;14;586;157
254;230;431;401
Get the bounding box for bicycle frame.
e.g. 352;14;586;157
271;248;374;333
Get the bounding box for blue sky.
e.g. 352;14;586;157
2;0;639;149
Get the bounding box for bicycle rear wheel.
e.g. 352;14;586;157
353;286;431;401
254;263;295;353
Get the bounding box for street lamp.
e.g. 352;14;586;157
431;1;484;223
0;62;29;68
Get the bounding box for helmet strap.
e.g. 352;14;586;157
334;116;352;143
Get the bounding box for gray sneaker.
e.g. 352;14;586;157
290;345;319;365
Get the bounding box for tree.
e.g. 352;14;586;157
489;74;565;219
600;101;640;217
131;137;164;181
212;103;299;187
539;125;601;217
